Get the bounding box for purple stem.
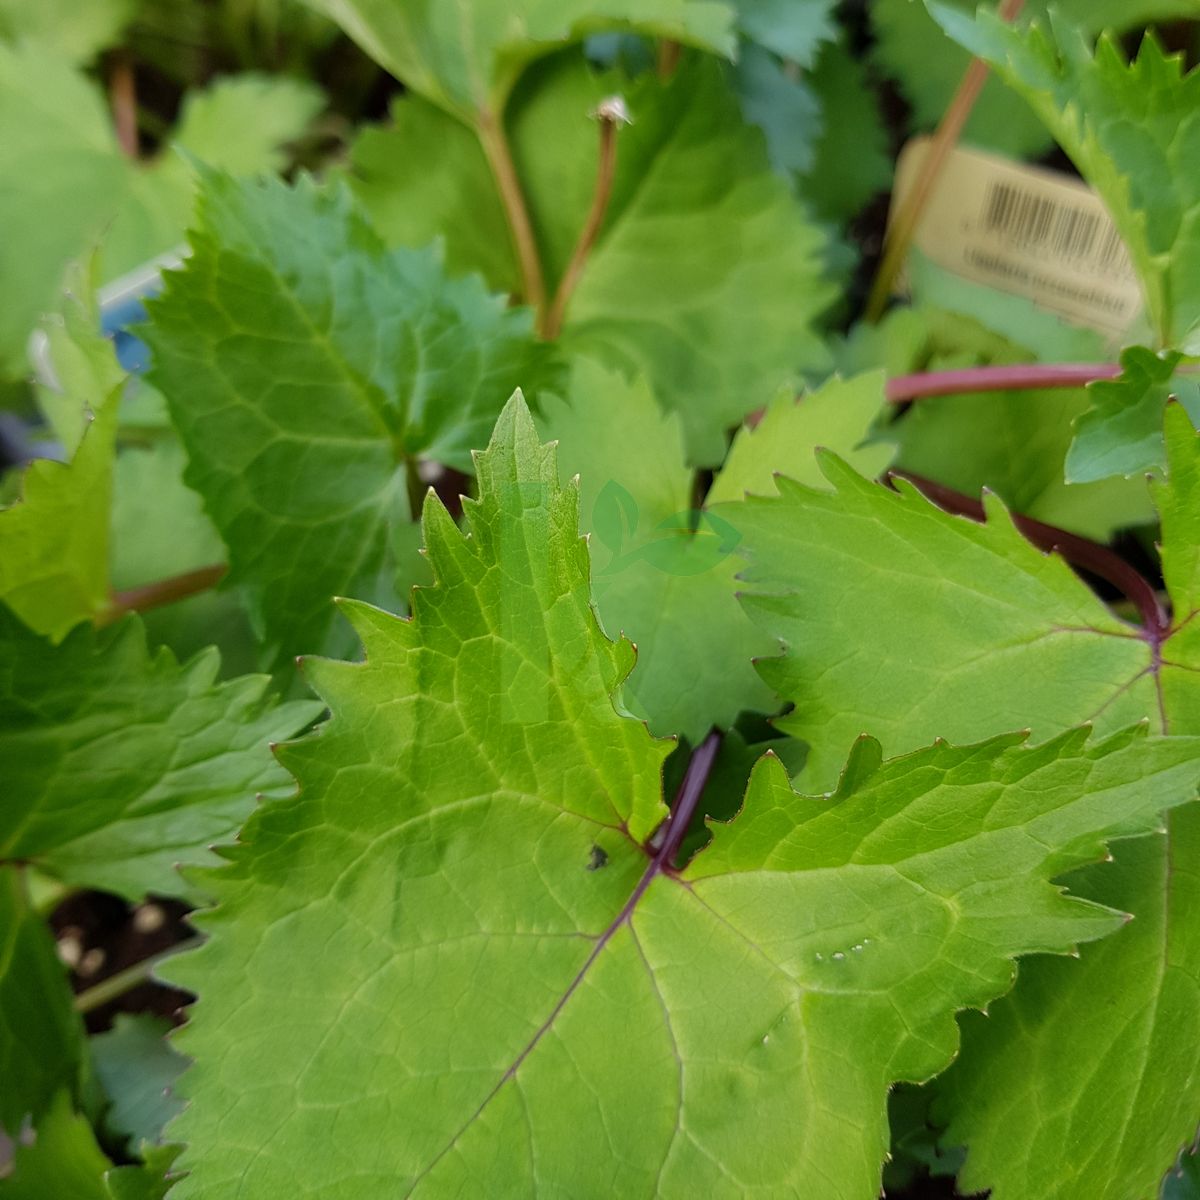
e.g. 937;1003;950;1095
893;471;1171;642
657;730;723;870
886;363;1121;405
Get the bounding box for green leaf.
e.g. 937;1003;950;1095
110;440;225;596
882;1085;964;1191
733;41;821;176
871;0;1042;157
1158;404;1200;624
351;55;834;464
727;459;1154;789
707;370;894;503
172;75;323;176
552;58;833;463
875;0;1198;159
0;42;126;375
344;97;519;294
0;607;320;899
104;1147;179;1200
104;1147;180;1200
34;281;125;455
0;383;119;641
797;37;892;224
895;383;1160;541
928;7;1200;351
0;870;85;1132
107;436;257;671
2;287;193;644
0;0;133;63
731;0;835;66
1066;346;1200;483
733;405;1200;1200
144;172;555;665
540;360;777;737
100;74;325;282
0;46;323;374
838;301;1153;540
159;395;1200;1197
1165;1151;1200;1200
938;813;1200;1200
0;1092;177;1200
903;249;1110;365
932;407;1200;1200
0;1092;111;1200
304;0;734;118
91;1016;186;1150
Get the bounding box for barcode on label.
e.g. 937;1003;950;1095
981;181;1133;281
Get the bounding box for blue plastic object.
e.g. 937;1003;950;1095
28;249;185;390
97;249;184;373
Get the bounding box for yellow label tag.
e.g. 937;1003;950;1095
891;138;1143;338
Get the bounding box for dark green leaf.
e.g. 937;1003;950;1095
146;172;555;664
0;608;320;899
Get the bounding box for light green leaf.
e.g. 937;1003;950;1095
1158;409;1200;735
0;870;85;1133
835;306;973;380
0;42;126;375
728;458;1155;789
797;37;892;223
0;46;323;373
932;412;1200;1200
928;7;1200;351
145;172;556;664
0;0;134;63
734;405;1200;1200
558;58;833;463
305;0;734;118
345;96;519;294
91;1016;186;1150
159;394;1200;1198
110;440;224;593
100;74;325;281
34;282;125;455
541;359;777;737
0;606;320;900
708;370;893;503
1157;404;1200;622
1066;346;1200;483
173;74;323;175
351;55;834;464
0;384;119;641
108;434;260;673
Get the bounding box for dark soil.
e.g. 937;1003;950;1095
50;890;195;1033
